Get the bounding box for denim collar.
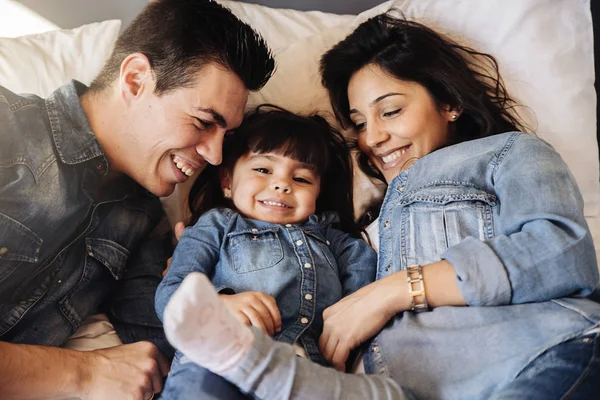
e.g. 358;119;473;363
45;80;105;165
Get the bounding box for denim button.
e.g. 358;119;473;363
296;240;303;246
397;185;405;191
0;247;8;255
251;228;258;232
285;224;292;227
305;294;313;300
304;263;312;269
301;317;309;324
383;221;390;228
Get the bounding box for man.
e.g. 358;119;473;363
0;0;274;398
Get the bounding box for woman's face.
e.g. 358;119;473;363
347;64;457;183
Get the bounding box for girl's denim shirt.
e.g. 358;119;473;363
156;209;377;365
0;82;172;356
363;132;600;399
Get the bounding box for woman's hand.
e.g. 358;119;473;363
319;272;408;371
219;292;282;336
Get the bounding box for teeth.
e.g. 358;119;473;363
381;147;408;164
262;201;288;208
173;156;195;177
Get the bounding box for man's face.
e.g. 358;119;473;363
122;63;248;197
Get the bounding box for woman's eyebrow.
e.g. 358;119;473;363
349;92;404;114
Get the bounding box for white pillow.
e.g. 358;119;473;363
0;19;121;97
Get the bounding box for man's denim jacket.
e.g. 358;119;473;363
156;208;377;365
0;82;172;356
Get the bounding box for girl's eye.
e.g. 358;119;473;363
293;177;311;184
253;167;270;174
383;109;401;117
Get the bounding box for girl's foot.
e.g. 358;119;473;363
163;272;254;374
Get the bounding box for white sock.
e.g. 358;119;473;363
163;272;254;374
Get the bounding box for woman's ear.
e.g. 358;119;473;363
442;105;463;122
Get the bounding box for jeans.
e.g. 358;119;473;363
224;328;600;400
491;332;600;400
159;352;249;400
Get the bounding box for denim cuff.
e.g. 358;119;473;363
442;236;512;306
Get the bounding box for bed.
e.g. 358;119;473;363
1;0;599;349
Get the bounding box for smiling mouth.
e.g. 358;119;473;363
172;155;196;177
380;145;410;165
259;200;292;209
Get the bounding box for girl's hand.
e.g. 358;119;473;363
163;222;186;278
319;272;407;371
219;292;282;335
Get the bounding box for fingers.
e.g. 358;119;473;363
221;292;281;335
243;306;270;333
174;222;185;241
163;258;172;277
261;294;282;333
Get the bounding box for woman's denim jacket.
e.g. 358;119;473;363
0;82;172;356
156;208;377;365
361;132;600;399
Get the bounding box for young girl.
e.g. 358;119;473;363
159;13;600;400
155;106;377;399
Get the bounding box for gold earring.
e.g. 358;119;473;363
451;114;458;121
223;188;231;198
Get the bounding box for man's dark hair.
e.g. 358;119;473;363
89;0;274;94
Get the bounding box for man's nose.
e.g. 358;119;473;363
196;128;226;166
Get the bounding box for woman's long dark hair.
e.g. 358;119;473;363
188;105;361;237
320;12;525;184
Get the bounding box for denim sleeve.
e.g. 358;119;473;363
105;214;175;358
155;209;228;322
326;229;377;296
443;134;599;306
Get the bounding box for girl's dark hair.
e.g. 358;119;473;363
188;105;361;237
320;12;524;184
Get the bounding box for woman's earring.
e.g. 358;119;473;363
223;188;231;198
451;114;458;121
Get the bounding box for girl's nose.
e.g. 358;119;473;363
272;182;291;193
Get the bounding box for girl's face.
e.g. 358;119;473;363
347;64;457;183
222;151;321;224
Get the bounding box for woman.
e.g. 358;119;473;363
161;13;600;399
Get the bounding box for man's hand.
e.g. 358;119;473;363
163;221;186;277
219;292;282;335
81;342;170;400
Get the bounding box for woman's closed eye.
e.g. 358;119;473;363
383;109;401;117
253;167;270;174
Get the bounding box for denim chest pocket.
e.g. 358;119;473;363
0;212;42;281
84;237;130;280
400;185;496;265
227;228;283;273
59;237;130;331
